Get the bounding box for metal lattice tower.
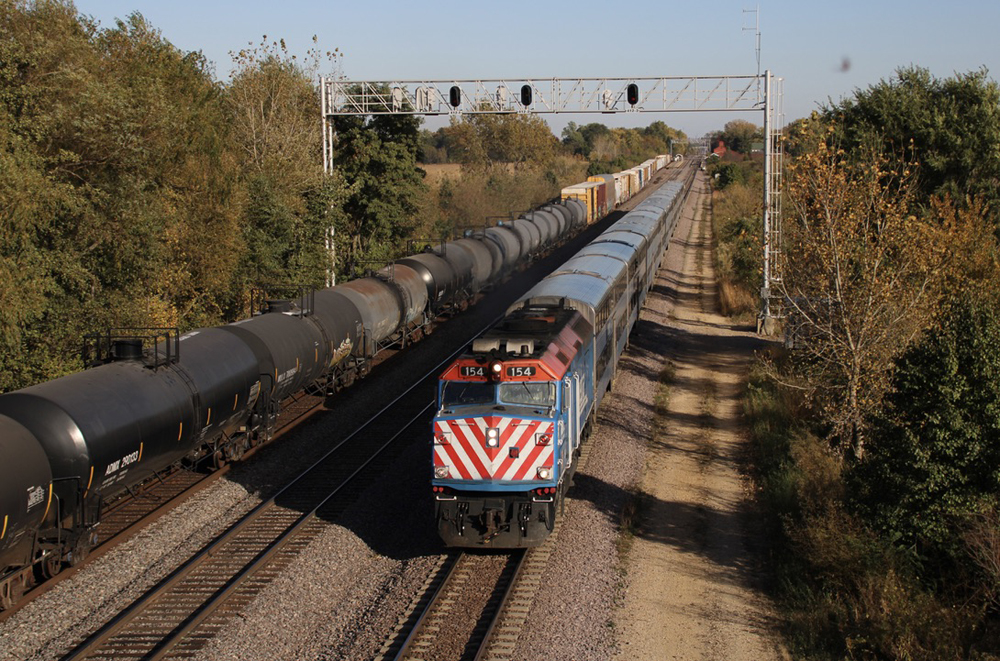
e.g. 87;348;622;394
761;72;785;324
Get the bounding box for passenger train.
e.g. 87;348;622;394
0;155;680;608
432;172;693;547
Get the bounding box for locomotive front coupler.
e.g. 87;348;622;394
518;502;532;536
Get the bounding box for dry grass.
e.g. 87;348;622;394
421;163;463;188
709;182;763;319
427;158;588;234
718;277;757;317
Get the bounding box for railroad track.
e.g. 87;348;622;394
57;313;506;661
0;389;328;625
375;550;524;661
375;403;602;661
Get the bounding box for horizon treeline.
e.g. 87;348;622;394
420;118;688;174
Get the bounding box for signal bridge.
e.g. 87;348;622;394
321;75;766;117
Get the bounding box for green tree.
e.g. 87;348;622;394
332;85;426;278
226;37;346;299
824;66;1000;226
851;292;1000;571
560;121;587;156
0;2;239;388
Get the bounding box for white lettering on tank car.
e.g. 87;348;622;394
26;485;45;512
104;449;141;477
276;366;298;385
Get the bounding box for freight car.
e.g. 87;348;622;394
431;174;692;548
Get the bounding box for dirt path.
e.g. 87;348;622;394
613;172;786;661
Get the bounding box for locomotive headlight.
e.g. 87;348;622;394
537;466;552;480
489;360;503;381
536;433;551;446
434;466;450;479
434;432;449;445
486;427;500;448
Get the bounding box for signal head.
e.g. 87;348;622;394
626;83;639;106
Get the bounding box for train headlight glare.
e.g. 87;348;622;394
486;428;500;447
434;466;450;479
537;467;552;480
489;360;503;381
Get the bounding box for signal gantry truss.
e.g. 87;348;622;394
321;75;765;118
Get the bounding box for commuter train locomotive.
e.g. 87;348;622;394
0;156;678;609
431;174;693;547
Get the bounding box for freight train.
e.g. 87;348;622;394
431;170;693;547
0;157;677;609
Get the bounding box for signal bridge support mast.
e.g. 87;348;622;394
321;73;784;329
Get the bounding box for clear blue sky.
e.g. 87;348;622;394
75;0;1000;140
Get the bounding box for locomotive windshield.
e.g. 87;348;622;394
441;381;494;407
499;382;555;407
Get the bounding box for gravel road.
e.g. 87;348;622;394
612;172;786;660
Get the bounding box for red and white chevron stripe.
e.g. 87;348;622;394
433;415;555;482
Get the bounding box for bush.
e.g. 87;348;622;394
711;177;762;316
850;294;1000;574
708;160;753;190
745;361;995;660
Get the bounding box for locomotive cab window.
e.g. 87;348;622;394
498;382;555;407
441;381;495;407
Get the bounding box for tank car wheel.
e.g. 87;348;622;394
68;536;92;567
38;552;62;580
211;450;227;471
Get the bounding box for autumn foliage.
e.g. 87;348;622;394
781;136;948;457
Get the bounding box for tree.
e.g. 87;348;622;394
780;133;949;457
442;112;558;169
719;119;762;155
560;121;587;156
331;84;426;279
824;66;1000;227
850;292;1000;571
226;37;346;299
0;3;241;387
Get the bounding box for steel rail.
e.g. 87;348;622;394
60;321;500;661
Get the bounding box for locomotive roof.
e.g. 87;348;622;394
472;306;586;355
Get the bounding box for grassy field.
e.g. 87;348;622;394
421;163;464;188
